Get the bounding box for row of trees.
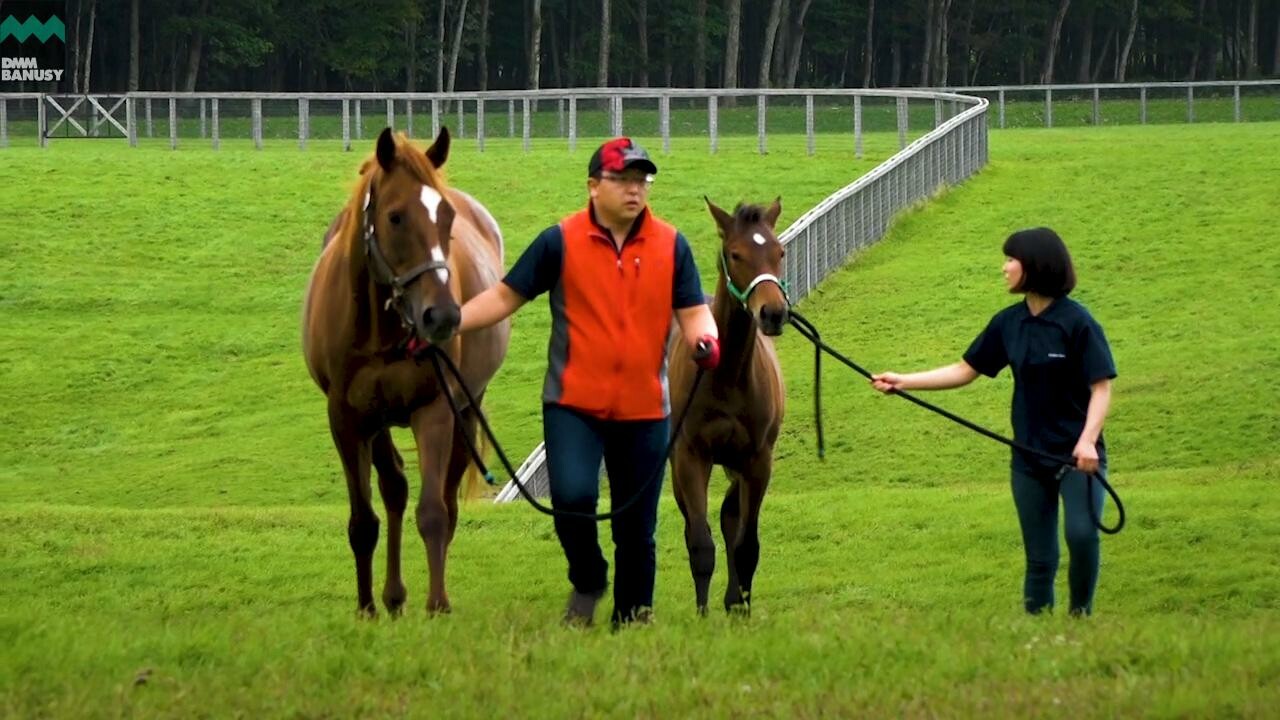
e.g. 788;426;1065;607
19;0;1280;93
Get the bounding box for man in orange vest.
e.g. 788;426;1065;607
459;137;719;627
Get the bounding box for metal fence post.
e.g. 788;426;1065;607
252;98;262;150
125;97;136;147
558;98;565;137
1045;89;1053;128
708;95;718;154
386;98;394;130
1092;87;1100;125
1140;87;1147;124
998;89;1005;129
0;99;6;148
355;100;362;140
805;94;815;156
757;95;767;155
568;96;577;152
298;98;308;150
211;98;219;150
477;99;486;151
613;95;623;136
406;100;414;137
1233;84;1241;122
661;95;671;154
522;97;531;152
145;98;152;137
199;98;206;138
853;95;863;159
38;96;46;147
456;99;464;138
342;99;350;151
896;97;907;149
169;98;177;149
508;99;515;137
432;98;440;139
1187;85;1195;123
934;98;942;128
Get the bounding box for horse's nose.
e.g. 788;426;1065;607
422;303;461;340
758;304;788;336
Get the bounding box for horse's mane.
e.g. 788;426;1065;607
731;203;768;228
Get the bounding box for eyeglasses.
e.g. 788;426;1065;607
600;173;655;189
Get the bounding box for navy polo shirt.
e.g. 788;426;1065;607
963;297;1117;474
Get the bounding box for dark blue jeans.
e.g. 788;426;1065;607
1011;463;1106;615
543;404;669;624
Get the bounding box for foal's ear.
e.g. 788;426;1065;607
376;127;397;173
764;196;782;229
705;196;734;238
426;126;451;169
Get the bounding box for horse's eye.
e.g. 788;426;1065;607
389;212;402;226
780;249;786;259
729;252;743;262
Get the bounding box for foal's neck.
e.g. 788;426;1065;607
711;277;758;381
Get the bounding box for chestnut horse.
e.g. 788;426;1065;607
668;198;788;615
303;127;510;615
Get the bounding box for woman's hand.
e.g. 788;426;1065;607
871;372;905;394
1072;438;1100;474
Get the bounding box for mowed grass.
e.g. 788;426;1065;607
1;124;1279;717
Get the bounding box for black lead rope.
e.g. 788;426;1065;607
423;345;706;522
786;309;1125;535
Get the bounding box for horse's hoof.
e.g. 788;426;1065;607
697;604;709;617
356;604;378;620
427;600;452;616
383;585;408;616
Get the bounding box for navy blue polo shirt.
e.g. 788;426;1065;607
963;297;1117;474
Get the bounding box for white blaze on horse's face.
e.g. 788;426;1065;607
431;245;447;283
420;186;442;223
752;232;768;246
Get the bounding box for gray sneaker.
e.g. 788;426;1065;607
563;589;605;627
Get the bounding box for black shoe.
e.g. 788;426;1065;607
563;589;604;627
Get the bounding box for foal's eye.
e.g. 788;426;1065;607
780;249;786;259
389;212;402;226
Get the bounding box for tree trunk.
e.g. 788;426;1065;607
890;38;901;86
921;0;935;86
528;0;542;89
478;0;490;90
1091;25;1116;82
1040;0;1071;84
1117;0;1139;81
637;0;649;86
70;0;82;93
724;0;742;89
128;0;139;91
862;0;875;87
1274;4;1280;74
1187;0;1206;79
1075;3;1095;82
597;0;611;87
694;0;708;87
447;0;470;93
771;0;790;88
82;0;96;92
181;0;208;92
936;0;951;86
758;0;784;88
436;0;446;91
548;2;561;88
783;0;813;88
405;19;418;92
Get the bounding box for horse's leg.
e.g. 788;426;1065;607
719;473;748;613
730;456;772;615
672;448;715;614
371;430;408;615
411;398;457;614
329;403;378;616
442;407;479;550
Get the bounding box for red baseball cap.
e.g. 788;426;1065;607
587;137;658;177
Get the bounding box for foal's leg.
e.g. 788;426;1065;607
371;430;408;614
329;403;378;616
730;455;772;614
672;447;715;614
720;473;745;613
411;398;458;614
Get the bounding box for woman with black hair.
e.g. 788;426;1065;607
871;227;1116;615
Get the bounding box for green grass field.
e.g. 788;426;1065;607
2;123;1278;717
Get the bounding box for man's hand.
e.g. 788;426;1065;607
693;335;720;370
1072;438;1100;474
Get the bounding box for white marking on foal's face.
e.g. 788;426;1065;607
752;232;768;246
431;245;448;283
420;186;443;223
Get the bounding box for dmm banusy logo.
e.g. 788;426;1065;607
1;1;66;84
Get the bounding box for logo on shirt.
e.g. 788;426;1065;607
1047;352;1066;358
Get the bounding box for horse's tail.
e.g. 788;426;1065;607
460;406;489;500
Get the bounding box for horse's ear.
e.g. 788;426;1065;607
705;196;733;239
764;196;782;229
376;127;397;173
426;126;451;169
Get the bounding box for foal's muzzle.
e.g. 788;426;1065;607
757;304;789;337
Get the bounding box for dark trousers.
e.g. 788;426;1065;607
1011;464;1106;615
542;404;669;624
